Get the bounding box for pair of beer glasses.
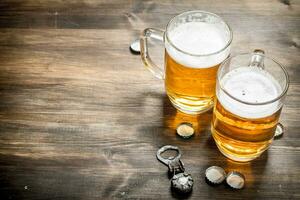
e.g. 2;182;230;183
140;11;289;162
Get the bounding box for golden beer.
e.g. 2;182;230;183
163;19;231;114
140;11;232;114
212;99;281;161
165;51;220;114
212;52;289;162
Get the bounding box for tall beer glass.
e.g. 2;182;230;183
141;11;232;114
212;50;289;162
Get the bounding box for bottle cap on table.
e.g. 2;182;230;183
274;123;284;139
205;166;226;185
129;39;140;54
226;171;245;189
171;172;194;193
176;123;195;138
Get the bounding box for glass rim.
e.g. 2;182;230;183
164;10;233;57
217;53;290;106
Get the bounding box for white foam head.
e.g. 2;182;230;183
165;22;230;68
217;67;283;119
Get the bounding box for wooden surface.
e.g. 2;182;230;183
0;0;299;199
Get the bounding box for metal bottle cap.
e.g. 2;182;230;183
226;171;245;189
205;166;226;185
274;123;284;139
171;172;194;193
176;123;194;138
129;39;140;54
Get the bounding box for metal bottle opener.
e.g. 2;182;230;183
156;145;194;193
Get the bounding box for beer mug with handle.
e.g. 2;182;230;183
140;10;232;114
212;50;289;162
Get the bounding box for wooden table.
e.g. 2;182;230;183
0;0;299;199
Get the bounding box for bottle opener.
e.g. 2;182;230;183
156;145;194;193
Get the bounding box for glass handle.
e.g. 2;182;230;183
249;49;265;69
140;28;165;80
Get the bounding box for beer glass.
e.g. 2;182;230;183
140;11;232;114
212;50;289;162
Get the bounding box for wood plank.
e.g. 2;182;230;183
0;0;299;199
0;0;299;28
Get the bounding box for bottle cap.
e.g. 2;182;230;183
129;39;140;54
205;166;226;185
176;123;194;138
171;172;194;193
226;171;245;189
274;123;284;139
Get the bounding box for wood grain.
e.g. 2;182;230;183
0;0;299;199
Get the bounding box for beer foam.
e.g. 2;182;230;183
217;67;282;119
165;22;230;68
